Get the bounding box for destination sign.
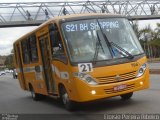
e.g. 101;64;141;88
64;21;120;32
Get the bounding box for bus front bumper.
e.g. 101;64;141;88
72;73;149;102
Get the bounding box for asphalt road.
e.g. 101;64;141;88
0;73;160;120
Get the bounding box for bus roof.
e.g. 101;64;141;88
13;13;123;44
50;13;122;21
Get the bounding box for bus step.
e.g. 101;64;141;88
48;93;59;99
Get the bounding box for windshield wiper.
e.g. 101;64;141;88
92;32;105;64
96;19;134;60
110;41;134;59
96;19;114;58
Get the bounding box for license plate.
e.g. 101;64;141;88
114;84;127;91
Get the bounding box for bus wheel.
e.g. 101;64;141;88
120;92;133;100
30;86;42;101
60;86;75;111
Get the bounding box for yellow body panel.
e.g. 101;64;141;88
55;56;149;102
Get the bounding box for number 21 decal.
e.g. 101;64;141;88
78;63;93;72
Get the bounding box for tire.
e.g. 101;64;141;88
30;86;44;101
60;86;75;111
120;92;133;100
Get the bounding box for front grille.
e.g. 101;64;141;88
96;71;136;85
104;83;135;94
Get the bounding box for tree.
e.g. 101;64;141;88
131;21;141;39
154;23;160;39
4;49;15;69
132;22;160;59
138;25;153;58
148;23;160;58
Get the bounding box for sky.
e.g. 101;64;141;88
0;26;37;55
0;0;160;55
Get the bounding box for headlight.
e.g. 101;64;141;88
74;72;98;85
136;63;147;77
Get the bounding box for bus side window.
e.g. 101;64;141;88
28;35;38;62
21;40;30;64
49;24;67;63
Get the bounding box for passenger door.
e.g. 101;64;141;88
49;25;69;92
39;35;55;93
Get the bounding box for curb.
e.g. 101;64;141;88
149;69;160;74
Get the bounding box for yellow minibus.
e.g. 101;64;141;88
13;13;149;110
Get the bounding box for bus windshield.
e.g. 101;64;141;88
62;18;144;63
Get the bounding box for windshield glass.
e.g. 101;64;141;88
62;18;144;63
